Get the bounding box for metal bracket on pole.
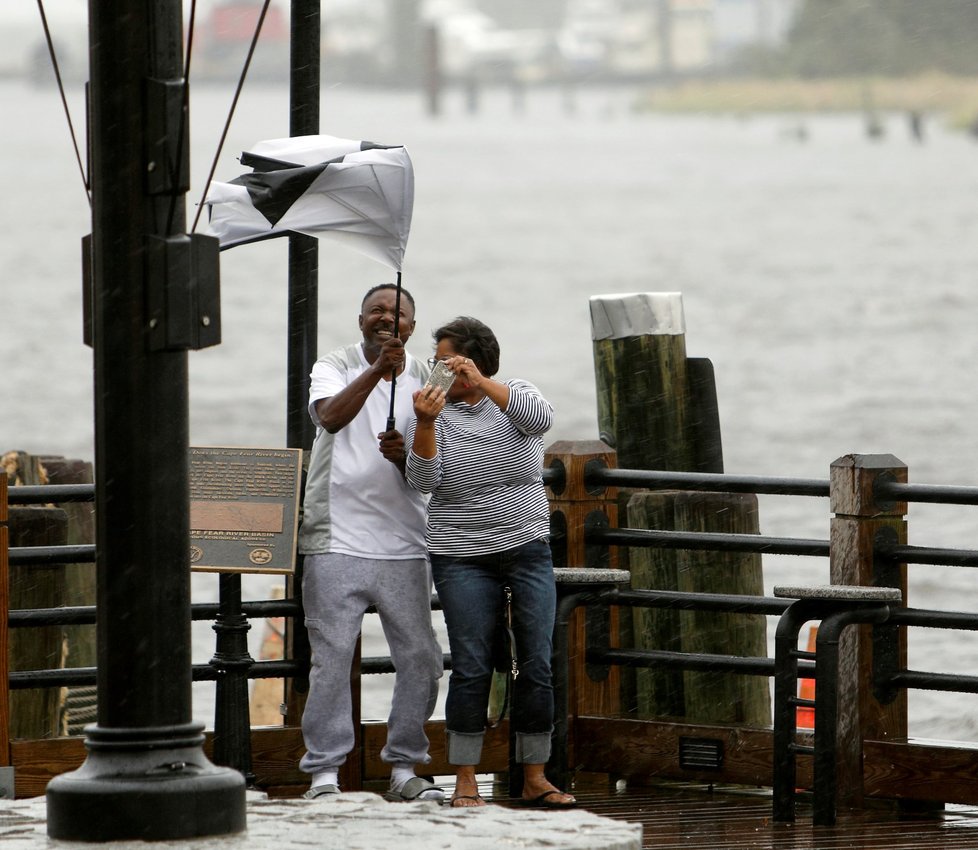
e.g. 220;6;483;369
145;233;221;351
145;78;189;196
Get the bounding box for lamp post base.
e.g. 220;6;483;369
45;725;246;841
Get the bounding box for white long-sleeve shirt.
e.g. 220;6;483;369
405;379;553;556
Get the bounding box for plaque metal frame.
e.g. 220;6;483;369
189;446;302;574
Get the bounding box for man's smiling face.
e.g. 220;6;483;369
359;287;416;355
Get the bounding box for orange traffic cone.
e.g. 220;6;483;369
796;625;817;729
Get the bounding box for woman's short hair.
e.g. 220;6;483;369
434;316;500;377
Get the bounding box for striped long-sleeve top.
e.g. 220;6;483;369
405;379;554;557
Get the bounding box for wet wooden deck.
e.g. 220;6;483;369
485;780;978;849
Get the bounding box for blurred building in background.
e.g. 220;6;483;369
8;0;802;86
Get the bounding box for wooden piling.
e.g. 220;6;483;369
590;293;769;726
4;452;70;739
464;76;480;114
591;293;691;471
3;453;97;738
674;491;768;724
591;293;689;715
423;24;441;117
8;507;68;739
39;457;96;735
625;492;683;717
1;474;10;761
829;454;908;808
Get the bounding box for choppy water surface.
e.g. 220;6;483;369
4;79;978;738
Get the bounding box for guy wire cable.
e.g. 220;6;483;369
35;0;90;207
164;0;199;236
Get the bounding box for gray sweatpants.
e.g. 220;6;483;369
299;553;443;774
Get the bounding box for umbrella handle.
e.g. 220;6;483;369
385;273;403;431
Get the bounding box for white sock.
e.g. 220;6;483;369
390;764;416;790
312;770;338;789
391;765;444;800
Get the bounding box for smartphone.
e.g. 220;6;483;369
424;360;456;393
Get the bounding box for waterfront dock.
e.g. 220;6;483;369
7;780;978;850
2;785;643;850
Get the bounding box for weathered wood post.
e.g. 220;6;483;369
41;456;97;735
590;292;769;725
387;0;422;87
544;440;622;716
8;505;68;740
543;440;628;791
1;474;10;767
677;490;769;724
828;454;908;808
4;452;69;740
423;23;441;117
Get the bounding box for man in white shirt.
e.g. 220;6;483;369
297;283;443;802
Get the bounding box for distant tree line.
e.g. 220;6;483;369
742;0;978;77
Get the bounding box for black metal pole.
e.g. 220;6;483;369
211;573;256;784
284;0;321;718
287;0;320;455
45;0;244;840
542;591;583;796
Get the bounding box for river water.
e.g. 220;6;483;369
4;78;978;741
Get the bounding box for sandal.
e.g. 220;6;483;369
450;794;486;808
303;783;341;800
384;775;445;803
518;789;576;809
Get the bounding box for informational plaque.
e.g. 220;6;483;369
189;446;302;574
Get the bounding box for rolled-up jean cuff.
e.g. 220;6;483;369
515;731;552;765
446;730;484;766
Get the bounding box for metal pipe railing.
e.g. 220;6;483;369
15;473;978;508
876;478;978;506
875;542;978;568
591;526;830;558
8;484;95;504
584;466;830;498
10;464;978;786
9;544;95;565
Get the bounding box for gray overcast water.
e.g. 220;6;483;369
4;79;978;740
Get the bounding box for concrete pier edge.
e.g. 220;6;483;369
1;790;643;850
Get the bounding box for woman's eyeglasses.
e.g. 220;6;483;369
426;357;450;368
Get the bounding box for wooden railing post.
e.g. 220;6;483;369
829;453;908;808
545;440;618;572
1;473;9;769
544;441;622;719
4;452;69;741
39;456;96;735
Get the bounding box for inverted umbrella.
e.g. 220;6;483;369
204;134;415;428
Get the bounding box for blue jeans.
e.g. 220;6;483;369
431;538;556;766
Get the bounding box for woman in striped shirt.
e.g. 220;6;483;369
406;316;576;810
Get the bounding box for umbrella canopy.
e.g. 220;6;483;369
204;134;414;270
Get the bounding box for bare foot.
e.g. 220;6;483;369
451;775;486;808
521;781;575;807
